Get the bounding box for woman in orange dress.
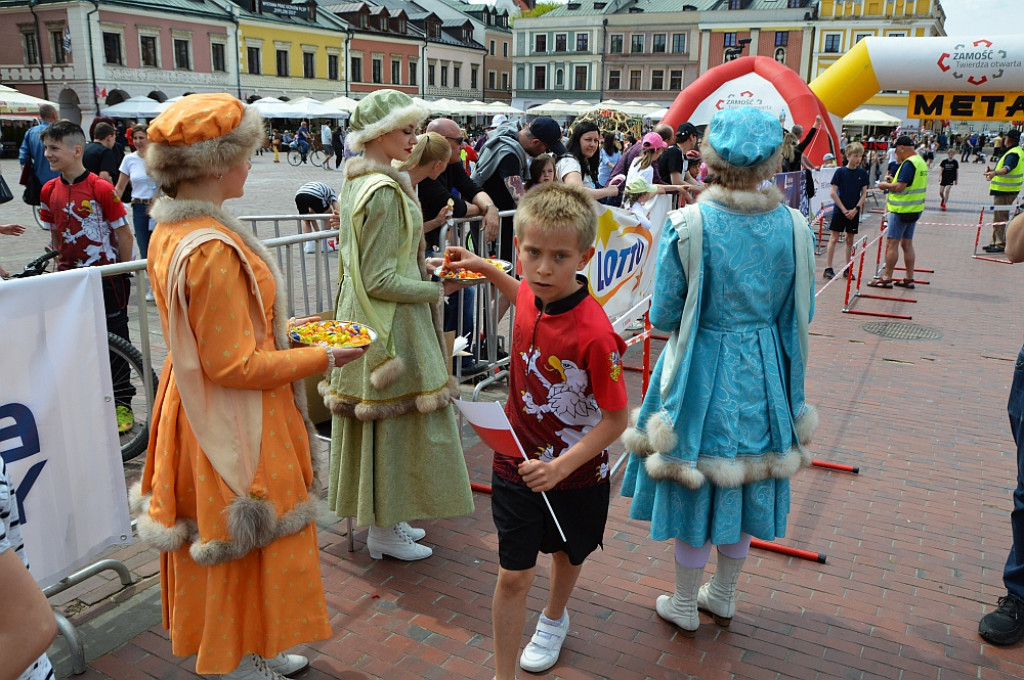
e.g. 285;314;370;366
129;93;365;679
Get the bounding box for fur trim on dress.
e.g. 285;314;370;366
795;404;818;445
370;357;405;390
343;157;419;206
698;183;785;214
320;379;458;421
346;102;429;154
146;106;263;195
621;407;655;455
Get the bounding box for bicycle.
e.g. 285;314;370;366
7;249;157;462
287;142;325;168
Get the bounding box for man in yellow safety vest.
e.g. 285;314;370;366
983;128;1023;253
869;135;928;289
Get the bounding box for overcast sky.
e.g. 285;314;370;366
933;0;1020;35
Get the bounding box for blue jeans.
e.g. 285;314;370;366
1004;346;1024;600
131;202;154;259
297;140;309;158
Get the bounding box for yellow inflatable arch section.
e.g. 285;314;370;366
810;36;1024;118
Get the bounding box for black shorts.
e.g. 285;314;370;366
491;472;609;571
295;192;328;214
829;209;860;234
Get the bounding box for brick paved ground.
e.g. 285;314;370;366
5;151;1024;679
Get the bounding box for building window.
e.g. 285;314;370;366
629;69;641;90
276;49;288;76
502;72;509;90
854;33;872;44
824;33;842;53
50;30;67;65
669;69;682;90
351;55;362;82
503;42;508;57
489;70;496;89
576;33;588;52
630;35;644;53
671;33;685;53
372;57;382;83
22;31;39;66
441;64;448;87
724;32;737;47
610;34;623;53
775;31;788;46
453;65;461;88
391;59;400;84
329;54;340;80
608;70;620;90
652;34;666;53
471;65;478;89
787;0;800;6
102;32;122;65
174;39;191;70
535;34;547;52
651;69;663;90
409;60;418;86
490;39;495;55
533;65;546;90
555;33;566;52
247;46;261;74
574;66;587;90
212;42;226;72
729;0;742;8
303;52;315;79
555;68;563;87
140;35;158;67
427;63;435;86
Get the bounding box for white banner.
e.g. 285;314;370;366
586;195;671;325
810;167;838;221
0;268;132;588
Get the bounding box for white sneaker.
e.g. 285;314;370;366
519;611;569;673
626;318;644;331
303;242;316;254
367;524;432;561
398;521;425;541
222;654;286;679
145;287;155;302
264;653;308;677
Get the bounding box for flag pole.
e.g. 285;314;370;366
507;428;568;543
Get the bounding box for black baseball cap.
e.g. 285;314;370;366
1006;128;1021;141
895;135;915;147
529;117;566;156
676;122;700;140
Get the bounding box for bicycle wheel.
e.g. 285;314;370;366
287;148;302;167
108;332;158;462
309;149;325;168
34;205;46;230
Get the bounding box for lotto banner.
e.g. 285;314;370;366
0;268;132;588
586;195;671;325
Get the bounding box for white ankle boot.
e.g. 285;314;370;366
398;521;425;541
655;562;704;636
697;553;746;627
367;523;432;560
264;653;308;677
222;655;286;679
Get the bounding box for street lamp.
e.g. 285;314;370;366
724;38;752;62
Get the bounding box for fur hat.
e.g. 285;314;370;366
146;93;263;192
346;90;429;154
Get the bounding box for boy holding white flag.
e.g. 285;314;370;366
446;182;628;679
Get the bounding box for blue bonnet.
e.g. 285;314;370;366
706;107;783;168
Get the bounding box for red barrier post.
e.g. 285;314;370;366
750;538;827;563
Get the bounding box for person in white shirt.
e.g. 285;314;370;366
114;124;159;259
320;123;334;168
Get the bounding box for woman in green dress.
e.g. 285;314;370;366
322;89;474;561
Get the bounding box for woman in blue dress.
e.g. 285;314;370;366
621;106;817;636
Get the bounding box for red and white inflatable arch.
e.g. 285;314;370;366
662;56;838;166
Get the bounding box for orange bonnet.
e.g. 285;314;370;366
148;93;245;146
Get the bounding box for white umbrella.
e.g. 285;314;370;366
322;95;360;113
0;84;57;116
249;96;297;119
486;101;525;116
842;108;902;126
526;99;581;117
644;107;669;122
282;97;347;119
100;96;165;118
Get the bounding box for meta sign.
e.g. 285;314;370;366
909;92;1024;122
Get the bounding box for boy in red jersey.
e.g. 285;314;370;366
40;120;135;432
447;182;628;679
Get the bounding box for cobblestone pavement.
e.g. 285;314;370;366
5;152;1024;679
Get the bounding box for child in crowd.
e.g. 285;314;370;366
39;120;136;433
623;176;657;230
822;153;838;168
525;153;556;191
626;132;667;186
445;183;628;680
938;148;959;211
294;180;339;254
823;142;870;280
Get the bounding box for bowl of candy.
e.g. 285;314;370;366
289;320;377;348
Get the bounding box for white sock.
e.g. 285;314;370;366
540;611;566;626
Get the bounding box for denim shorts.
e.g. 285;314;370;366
887;212;918;240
